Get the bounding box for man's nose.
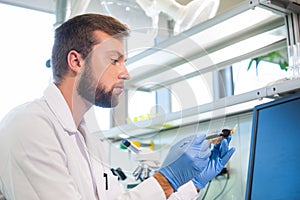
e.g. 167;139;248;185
119;64;130;80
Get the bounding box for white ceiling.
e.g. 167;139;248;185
0;0;244;15
0;0;107;14
0;0;56;13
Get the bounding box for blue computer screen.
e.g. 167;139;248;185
246;93;300;200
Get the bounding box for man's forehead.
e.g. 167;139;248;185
94;30;126;44
93;30;126;51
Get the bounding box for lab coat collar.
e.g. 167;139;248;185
44;83;78;133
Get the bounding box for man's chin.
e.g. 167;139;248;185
94;98;119;108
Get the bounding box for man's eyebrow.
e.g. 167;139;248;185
117;52;125;59
107;50;124;58
106;50;128;63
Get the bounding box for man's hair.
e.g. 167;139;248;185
51;13;129;83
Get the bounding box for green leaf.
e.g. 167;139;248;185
247;50;288;72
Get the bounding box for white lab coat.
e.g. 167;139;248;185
0;84;199;200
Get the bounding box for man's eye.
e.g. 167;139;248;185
111;58;119;65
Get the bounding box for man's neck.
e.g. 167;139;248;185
55;81;92;128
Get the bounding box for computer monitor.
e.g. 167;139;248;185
245;93;300;200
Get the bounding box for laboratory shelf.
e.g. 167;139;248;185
99;0;300;140
125;0;286;91
99;78;300;140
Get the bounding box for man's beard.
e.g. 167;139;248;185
77;64;118;108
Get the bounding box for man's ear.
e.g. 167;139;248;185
67;50;83;73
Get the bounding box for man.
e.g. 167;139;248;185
0;14;235;199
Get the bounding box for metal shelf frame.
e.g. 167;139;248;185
100;78;300;139
101;0;300;139
125;0;287;91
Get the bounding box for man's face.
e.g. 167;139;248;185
77;31;129;108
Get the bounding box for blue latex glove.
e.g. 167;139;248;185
158;134;211;191
193;136;235;189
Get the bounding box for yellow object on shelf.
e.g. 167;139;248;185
132;141;154;150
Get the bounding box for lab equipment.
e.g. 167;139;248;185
193;136;235;189
206;125;237;144
111;167;127;181
121;139;141;154
132;163;151;181
133;149;160;181
246;93;300;199
158;134;211;191
121;139;160;181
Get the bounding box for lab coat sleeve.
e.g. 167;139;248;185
111;175;199;200
0;112;82;200
114;177;166;200
168;181;200;200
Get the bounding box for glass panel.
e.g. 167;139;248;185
171;73;213;112
233;59;289;95
127;90;156;123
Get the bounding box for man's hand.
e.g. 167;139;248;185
158;134;211;191
193;136;235;189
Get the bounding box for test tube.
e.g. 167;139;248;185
121;139;141;154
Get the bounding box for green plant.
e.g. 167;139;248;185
247;51;288;72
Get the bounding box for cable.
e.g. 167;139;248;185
212;172;229;200
201;180;211;200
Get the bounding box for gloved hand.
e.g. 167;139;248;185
193;136;235;189
158;134;211;191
